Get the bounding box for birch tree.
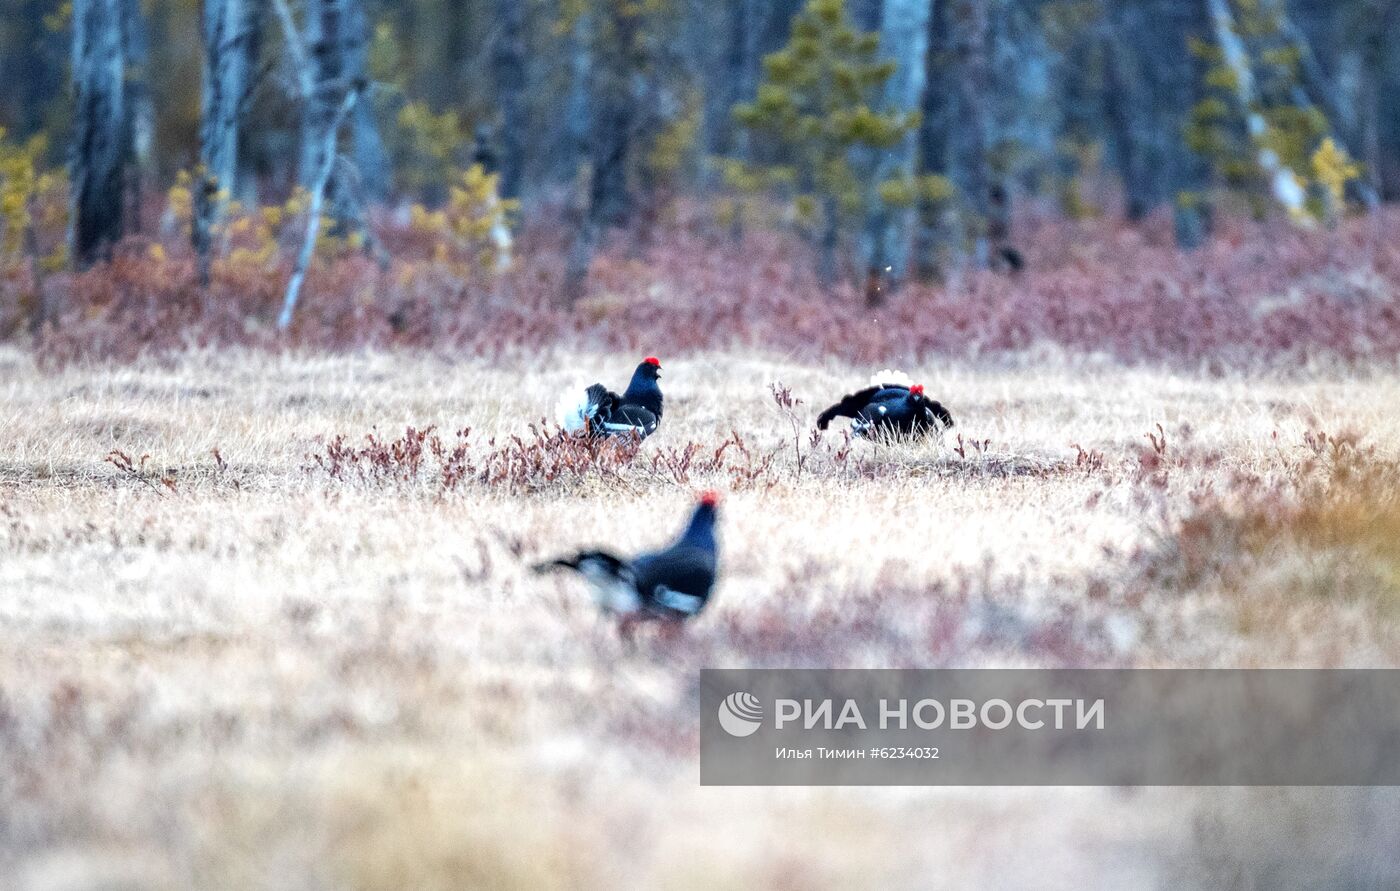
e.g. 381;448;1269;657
194;0;262;284
122;0;153;232
346;0;388;199
1153;0;1216;248
296;0;349;191
914;0;955;281
278;0;382;216
272;0;375;329
948;0;995;268
277;84;361;330
562;0;657;304
1264;0;1378;208
70;0;133;268
1204;0;1309;220
492;0;527;200
860;0;933;302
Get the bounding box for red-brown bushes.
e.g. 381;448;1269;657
1133;432;1400;605
14;203;1400;368
310;425;642;495
308;425;792;495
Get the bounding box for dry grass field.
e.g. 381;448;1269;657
3;344;1400;888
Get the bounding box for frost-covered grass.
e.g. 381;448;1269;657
2;346;1399;888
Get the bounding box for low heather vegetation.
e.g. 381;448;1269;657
5;0;1400;883
3;348;1399;886
5;207;1397;370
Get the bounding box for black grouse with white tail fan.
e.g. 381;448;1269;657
558;356;664;438
535;492;720;628
816;370;954;439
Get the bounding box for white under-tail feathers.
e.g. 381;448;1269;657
575;558;642;614
653;586;704;615
868;368;915;389
556;383;596;433
567;563;700;617
556;383;650;436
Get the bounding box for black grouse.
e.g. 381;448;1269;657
535;491;720;632
816;370;954;439
559;356;664;438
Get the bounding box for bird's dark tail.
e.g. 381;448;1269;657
817;386;885;431
532;556;579;574
929;401;955;429
816;399;859;430
532;550;628;576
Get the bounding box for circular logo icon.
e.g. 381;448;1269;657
718;691;764;737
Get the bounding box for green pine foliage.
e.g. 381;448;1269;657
728;0;921;280
1186;34;1270;218
1185;0;1358;224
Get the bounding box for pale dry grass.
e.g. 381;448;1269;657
2;345;1399;889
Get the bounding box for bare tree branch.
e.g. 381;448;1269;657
271;0;314;99
277;82;361;331
1205;0;1309;221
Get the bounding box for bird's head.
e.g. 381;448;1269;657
623;356;664;407
908;384;926;402
679;490;721;551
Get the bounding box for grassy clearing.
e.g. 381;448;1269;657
2;346;1399;887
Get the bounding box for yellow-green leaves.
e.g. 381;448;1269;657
0;128;66;270
1311;137;1362;223
725;0;919;257
1187;0;1356;225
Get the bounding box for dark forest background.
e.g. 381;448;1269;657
1;0;1398;361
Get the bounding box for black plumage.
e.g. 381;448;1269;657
816;379;954;439
535;492;720;628
561;357;665;439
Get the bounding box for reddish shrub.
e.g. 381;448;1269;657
15;203;1400;369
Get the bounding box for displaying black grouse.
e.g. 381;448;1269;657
535;492;720;631
816;370;954;439
559;356;664;438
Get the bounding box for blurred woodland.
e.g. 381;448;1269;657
1;0;1398;357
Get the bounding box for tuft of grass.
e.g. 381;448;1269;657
9;202;1400;369
1133;433;1400;658
3;349;1400;885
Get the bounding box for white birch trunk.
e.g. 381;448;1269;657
194;0;257;281
862;0;934;296
70;0;131;267
1205;0;1310;220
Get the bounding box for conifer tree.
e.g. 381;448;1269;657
731;0;921;287
1187;0;1361;224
